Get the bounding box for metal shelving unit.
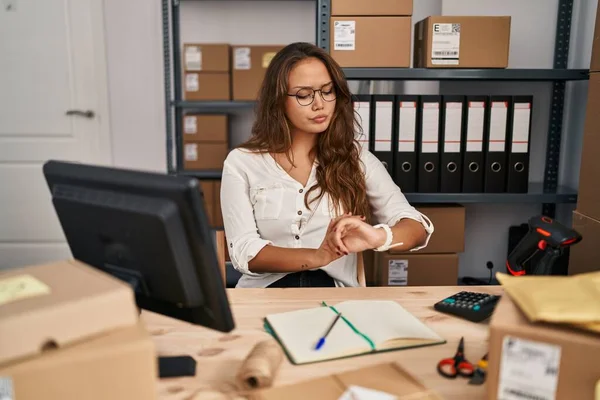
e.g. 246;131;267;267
163;0;587;212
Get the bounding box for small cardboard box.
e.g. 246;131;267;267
0;260;157;400
232;45;284;101
183;114;227;142
182;43;230;72
184;72;230;101
375;253;459;286
252;362;441;400
183;141;228;170
577;72;600;221
330;17;411;67
414;16;511;68
331;0;412;16
590;4;600;72
390;204;465;254
568;210;600;275
487;295;600;400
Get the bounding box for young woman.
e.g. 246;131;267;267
220;42;433;288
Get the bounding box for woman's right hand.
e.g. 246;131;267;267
314;213;356;267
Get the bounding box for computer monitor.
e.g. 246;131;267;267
43;160;234;333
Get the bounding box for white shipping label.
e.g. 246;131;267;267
512;103;532;153
388;260;408;286
234;47;251;70
185;73;199;92
334;20;356;51
497;336;561;400
432;23;460;65
184;143;198;161
444;102;463;153
422;103;440;153
354;102;370;147
375;102;393;151
398;102;416;152
185;46;202;71
466;102;485;152
0;376;14;400
184;116;197;134
489;102;508;152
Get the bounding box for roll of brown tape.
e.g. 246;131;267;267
236;339;284;390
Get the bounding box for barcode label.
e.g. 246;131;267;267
334;21;356;51
433;51;458;56
0;377;14;400
432;23;460;65
388;260;408;286
336;43;353;47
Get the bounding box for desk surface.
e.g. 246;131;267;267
143;286;503;400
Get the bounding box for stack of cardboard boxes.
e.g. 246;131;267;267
183;114;229;171
569;6;600;276
370;204;465;286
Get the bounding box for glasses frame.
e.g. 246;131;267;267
286;85;337;106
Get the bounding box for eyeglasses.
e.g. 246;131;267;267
287;85;336;106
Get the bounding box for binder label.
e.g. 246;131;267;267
466;102;485;152
422;103;440;153
489;102;508;152
388;260;408;286
398;102;416;152
354;102;370;148
512;103;532;153
375;102;393;151
444;102;463;153
334;21;356;51
432;23;460;65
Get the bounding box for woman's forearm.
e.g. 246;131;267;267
248;245;333;273
383;218;427;252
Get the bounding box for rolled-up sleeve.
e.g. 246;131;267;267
220;160;271;276
362;150;434;251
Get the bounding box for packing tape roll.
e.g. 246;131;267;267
236;339;284;390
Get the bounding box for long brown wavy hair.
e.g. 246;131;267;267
239;42;370;219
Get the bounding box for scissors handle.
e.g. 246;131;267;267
437;358;475;378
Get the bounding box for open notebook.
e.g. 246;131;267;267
264;300;445;365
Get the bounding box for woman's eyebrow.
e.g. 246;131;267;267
291;81;333;90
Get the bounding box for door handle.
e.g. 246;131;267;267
66;109;95;118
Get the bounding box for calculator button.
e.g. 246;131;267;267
473;305;481;311
444;298;455;304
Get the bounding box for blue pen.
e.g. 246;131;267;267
314;312;342;350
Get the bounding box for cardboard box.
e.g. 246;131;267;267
0;259;139;366
198;180;224;228
487;295;600;400
414;16;511;68
577;72;600;220
183;141;228;170
568;210;600;275
183;114;227;142
214;180;223;227
375;253;459;286
330;17;411;67
183;43;230;72
331;0;412;16
232;45;284;101
184;72;230;101
252;362;441;400
590;4;600;72
390;204;465;254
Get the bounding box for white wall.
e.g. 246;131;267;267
102;0;167;172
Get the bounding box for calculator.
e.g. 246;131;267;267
434;291;501;323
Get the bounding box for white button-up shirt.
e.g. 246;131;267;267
220;147;434;288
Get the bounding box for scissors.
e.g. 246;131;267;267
437;337;475;379
468;353;488;385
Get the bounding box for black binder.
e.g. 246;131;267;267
372;95;395;175
353;95;373;151
417;95;442;193
462;96;487;193
440;96;464;193
395;95;418;193
506;96;533;193
484;96;510;193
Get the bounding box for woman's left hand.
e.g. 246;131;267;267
328;215;387;254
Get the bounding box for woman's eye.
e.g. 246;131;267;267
323;90;333;95
297;94;311;100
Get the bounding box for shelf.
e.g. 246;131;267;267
342;68;589;81
176;101;255;112
176;172;577;203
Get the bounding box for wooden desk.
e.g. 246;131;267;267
143;286;503;400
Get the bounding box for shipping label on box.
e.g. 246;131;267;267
185;73;199;92
184;116;197;135
234;47;251;70
185;143;198;161
185;45;202;71
334;20;356;51
431;23;460;65
388;260;408;286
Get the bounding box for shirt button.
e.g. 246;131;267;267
297;211;302;215
299;189;304;193
295;235;300;240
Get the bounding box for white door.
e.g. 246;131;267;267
0;0;112;269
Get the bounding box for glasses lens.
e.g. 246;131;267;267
295;88;314;106
321;87;336;102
